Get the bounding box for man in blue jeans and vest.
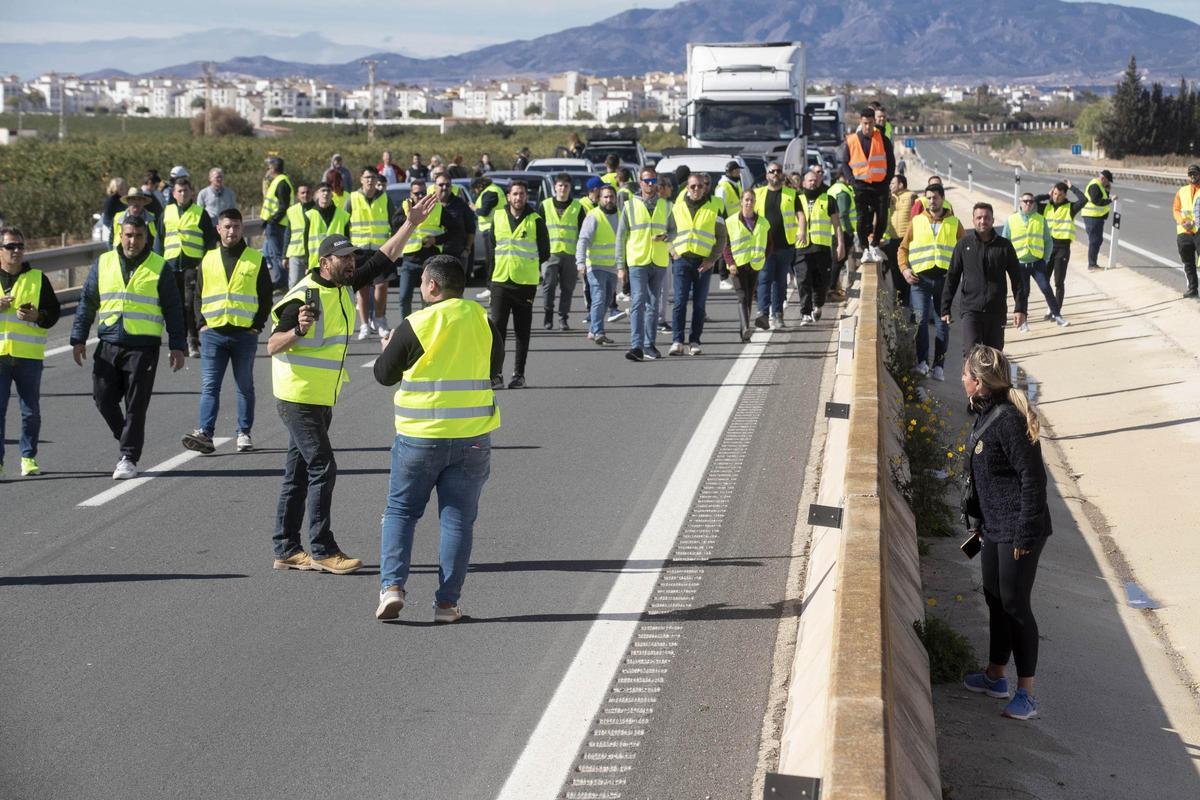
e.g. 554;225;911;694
667;173;726;355
1081;169;1116;270
372;254;502;622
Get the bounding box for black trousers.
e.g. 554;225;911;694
488;281;536;377
92;341;160;463
1177;232;1199;292
981;535;1046;678
174;267;199;349
960;311;1006;357
273;400;340;560
731;265;757;334
1049;240;1071;310
880;239;909;306
853;185;889;248
481;236;496;284
794;248;830;314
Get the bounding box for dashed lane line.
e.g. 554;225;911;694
44;337;97;358
77;438;232;507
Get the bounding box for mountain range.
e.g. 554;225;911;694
10;0;1200;85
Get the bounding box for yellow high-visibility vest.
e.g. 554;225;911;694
1006;212;1047;261
671;198;719;258
111;210;160;248
0;269;48;359
476;184;507;233
261;174;294;223
754;186;799;245
800;193;833;248
541;198;584;255
349;191;390;248
908;214;960;273
623;198;669;267
285;202;310;258
1175;185;1200;235
401;200;445;257
305;207;352;269
584;207;617;269
716;176;741;217
97;250;167;337
491;209;542;284
270;275;353;406
199;246;264;329
1043;202;1075;242
1081;178;1110;218
725;213;769;271
162;202;205;260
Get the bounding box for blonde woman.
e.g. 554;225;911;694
101;177;128;236
960;344;1051;720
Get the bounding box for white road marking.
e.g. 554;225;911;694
361;357;377;368
494;338;769;800
1146;203;1163;210
77;437;232;507
44;337;97;358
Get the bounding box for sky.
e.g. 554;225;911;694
0;0;1193;56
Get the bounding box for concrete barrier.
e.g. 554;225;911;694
776;267;940;799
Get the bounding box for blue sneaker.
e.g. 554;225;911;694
963;671;1009;698
1002;688;1038;720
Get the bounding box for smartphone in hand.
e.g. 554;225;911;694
960;531;982;559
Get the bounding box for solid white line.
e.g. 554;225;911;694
77;437;232;507
494;338;769;800
1146;203;1163;210
361;357;377;368
44;337;97;358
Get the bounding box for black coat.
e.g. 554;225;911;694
969;397;1052;548
942;230;1027;317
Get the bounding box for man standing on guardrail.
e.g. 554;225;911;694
941;202;1027;356
1033;180;1085;315
898;184;963;381
71;215;186;480
1172;164;1200;298
838;107;895;263
260;157;294;291
181;208;273;457
163;177;217;358
1081;169;1116;271
0;227;60;479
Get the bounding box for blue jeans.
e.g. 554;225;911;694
1083;216;1106;267
909;269;948;368
0;355;43;466
1022;260;1060;317
273;400;340;560
198;328;257;436
588;270;617;335
671;256;712;344
396;258;424;319
379;433;492;605
263;222;287;287
757;246;793;315
628;266;665;350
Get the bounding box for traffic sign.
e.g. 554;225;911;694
904;138;915;149
1071;144;1083;155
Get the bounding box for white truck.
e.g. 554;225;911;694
679;41;809;174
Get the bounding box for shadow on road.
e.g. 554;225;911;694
0;572;249;586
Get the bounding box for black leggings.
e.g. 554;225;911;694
1049;241;1071;310
980;535;1046;678
488;281;536;377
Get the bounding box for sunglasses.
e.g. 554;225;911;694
3;242;25;251
641;177;657;184
767;168;783;174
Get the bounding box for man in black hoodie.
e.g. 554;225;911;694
941;202;1027;356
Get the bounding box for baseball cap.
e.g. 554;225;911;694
169;165;189;179
265;156;284;170
1188;164;1200;176
586;176;603;190
725;160;741;171
318;235;357;259
1100;169;1114;182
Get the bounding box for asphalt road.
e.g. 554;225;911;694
1;278;832;799
914;138;1191;295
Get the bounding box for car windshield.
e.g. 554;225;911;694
810;117;842;143
582;146;638;166
694;101;796;142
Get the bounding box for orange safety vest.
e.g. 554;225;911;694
846;130;887;184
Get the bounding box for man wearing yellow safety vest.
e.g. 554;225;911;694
941;202;1026;358
260;156;294;290
266;194;437;576
470;176;508;301
754;162;802;331
71;215;186;479
1033;180;1086;316
874;105;894;141
179;208;275;457
576;184;622;345
395;178;458;321
794;169;844;326
1003;193;1065;330
1172;164;1200;298
601;154;621;189
1081;169;1116;271
304;183;352;273
837;107;896;262
283;182;314;288
540;173;586;331
616;166;671;361
345;166;399;340
0;227;61;478
897;184;964;381
665;173;727;355
371;254;503;622
112;187;163;256
487;180;550;388
826;173;855;302
162;177;217;358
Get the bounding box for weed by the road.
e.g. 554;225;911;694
914;615;978;683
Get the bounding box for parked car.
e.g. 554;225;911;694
581;127;646;169
526;158;596;174
478;171;554;207
652;151;753;196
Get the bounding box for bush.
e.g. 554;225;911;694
190;107;253;137
913;615;978;683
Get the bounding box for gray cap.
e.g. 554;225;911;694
318;235;357;259
169;165;189;179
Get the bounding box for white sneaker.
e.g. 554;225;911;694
112;457;138;480
373;315;390;336
799;314;813;326
475;288;491;300
813;307;822;321
688;344;702;356
719;279;733;290
1018;321;1030;332
770;314;785;331
915;361;930;377
668;342;684;355
375;587;406;620
606;309;628;322
236;432;253;452
434;603;463;624
586;331;595;340
1054;315;1070;327
357;324;371;341
931;366;945;382
616;292;630;303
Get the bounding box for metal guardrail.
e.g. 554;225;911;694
1056;163;1183;187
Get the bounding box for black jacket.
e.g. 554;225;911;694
942;230;1026;317
969;397;1052;548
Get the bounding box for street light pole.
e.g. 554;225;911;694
361;59;379;144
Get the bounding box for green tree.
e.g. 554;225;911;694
573;109;595;121
524;102;543;117
1075;99;1109;146
1100;56;1147;158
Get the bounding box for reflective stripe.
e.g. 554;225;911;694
203;307;257;321
99;291;158;303
0;331;46;345
274;352;343;370
201;292;258;305
394;403;497;420
399;378;492;392
118;310;165;324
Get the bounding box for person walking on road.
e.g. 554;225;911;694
722;191;771;342
1173;164;1200;298
471;176;507;300
260;157;294;290
162;177;217;358
667;173;726;355
72;215;186;479
112;188;163;256
838;107;895;262
395;179;462;321
283;183;314;288
540;173;585;331
1081;169;1116;271
794;169;842;325
372;255;502;622
754;162;801;331
196;167;236;224
825;173;855;301
0;227;60;478
1003;194;1065;329
941;203;1027;357
181;208;273;456
617;167;671;362
960;343;1052;721
267;194;437;576
577;185;621;345
347;166;399;339
303;184;352;271
898;184;963;381
487;181;549;388
1033;180;1086;315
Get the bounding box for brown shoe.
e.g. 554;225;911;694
310;552;363;575
272;551;313;571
